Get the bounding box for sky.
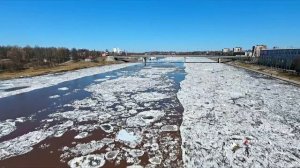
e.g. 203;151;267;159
0;0;300;52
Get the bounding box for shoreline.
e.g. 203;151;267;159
0;61;122;81
0;62;139;99
226;61;300;86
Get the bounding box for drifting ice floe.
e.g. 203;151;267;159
49;95;60;99
74;132;89;139
128;149;145;157
0;120;16;138
132;92;170;102
160;125;178;132
58;87;69;91
61;140;106;160
116;129;142;148
49;110;108;123
68;154;106;168
149;156;162;165
126;110;165;127
94;78;107;82
105;150;119;160
100;124;114;133
127;165;143;168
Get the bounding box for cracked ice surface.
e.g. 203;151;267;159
0;63;137;98
178;57;300;168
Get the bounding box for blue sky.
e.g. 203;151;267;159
0;0;299;52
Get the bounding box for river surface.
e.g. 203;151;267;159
0;58;186;167
1;57;300;168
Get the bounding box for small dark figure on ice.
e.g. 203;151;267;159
243;138;250;157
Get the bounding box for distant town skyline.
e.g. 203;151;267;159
0;0;300;52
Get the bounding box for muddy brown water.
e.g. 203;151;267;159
0;60;186;167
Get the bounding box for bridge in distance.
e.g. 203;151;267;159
114;55;249;63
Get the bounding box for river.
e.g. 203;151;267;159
0;57;300;168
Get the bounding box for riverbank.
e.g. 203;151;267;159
0;61;121;80
0;62;138;98
226;61;300;86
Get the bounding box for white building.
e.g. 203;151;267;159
112;48;122;54
252;45;267;57
233;47;243;53
222;48;230;53
244;51;253;57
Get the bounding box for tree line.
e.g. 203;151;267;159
0;46;104;71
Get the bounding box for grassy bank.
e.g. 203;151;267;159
0;61;119;80
227;61;300;85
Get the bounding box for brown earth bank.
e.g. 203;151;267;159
0;61;120;80
226;60;300;85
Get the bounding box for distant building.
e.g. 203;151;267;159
84;58;92;62
112;48;122;55
260;48;300;57
222;48;230;53
233;47;243;53
259;48;300;71
252;45;267;57
102;52;108;57
244;51;253;57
